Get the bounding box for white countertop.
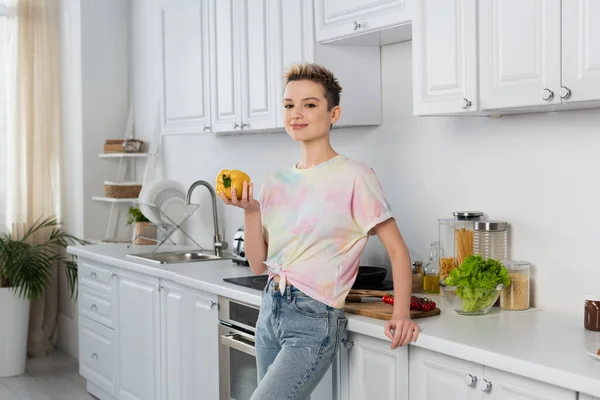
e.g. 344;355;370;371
68;243;600;397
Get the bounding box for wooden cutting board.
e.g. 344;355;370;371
344;301;441;320
344;290;441;320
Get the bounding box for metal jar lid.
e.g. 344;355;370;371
473;220;507;231
453;211;484;220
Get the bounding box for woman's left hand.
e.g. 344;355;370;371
384;317;420;349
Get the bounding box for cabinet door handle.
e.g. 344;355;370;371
90;272;97;279
111;273;117;279
240;123;248;129
209;300;217;309
233;122;240;129
353;21;362;31
542;88;554;101
91;353;98;360
464;373;477;387
479;379;492;392
90;304;98;311
559;86;571;99
341;338;354;350
203;125;210;131
461;98;472;110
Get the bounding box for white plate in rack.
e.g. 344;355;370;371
160;197;188;225
139;179;187;225
585;342;600;361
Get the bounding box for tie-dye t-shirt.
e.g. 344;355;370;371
259;155;393;309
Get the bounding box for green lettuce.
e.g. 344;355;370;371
445;255;511;313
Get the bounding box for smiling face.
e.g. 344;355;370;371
283;80;341;143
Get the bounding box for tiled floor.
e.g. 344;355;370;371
0;350;95;400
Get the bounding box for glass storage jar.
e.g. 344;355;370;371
453;211;483;267
474;220;508;261
584;294;600;331
438;218;455;280
500;261;530;310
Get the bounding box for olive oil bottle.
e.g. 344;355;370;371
423;241;440;294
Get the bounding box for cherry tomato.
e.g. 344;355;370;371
422;303;432;312
429;301;436;309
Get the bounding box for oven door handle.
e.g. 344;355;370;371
221;329;256;357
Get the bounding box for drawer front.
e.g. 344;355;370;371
79;316;116;396
79;286;115;329
79;260;113;293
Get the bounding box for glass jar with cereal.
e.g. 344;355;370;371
500;261;530;311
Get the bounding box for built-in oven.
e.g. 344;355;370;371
218;297;260;400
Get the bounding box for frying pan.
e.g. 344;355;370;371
353;266;387;287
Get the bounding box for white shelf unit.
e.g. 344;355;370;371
96;152;155;242
92;197;140;203
98;152;154;159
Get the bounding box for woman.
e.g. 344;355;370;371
219;63;419;399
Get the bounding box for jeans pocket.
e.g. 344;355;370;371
291;295;329;318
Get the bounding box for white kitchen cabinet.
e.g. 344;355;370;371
271;0;383;129
189;287;219;400
560;0;600;104
483;366;576;400
209;0;277;133
348;332;409;400
209;0;243;133
412;0;478;115
115;269;161;400
409;347;576;400
160;280;219;400
79;316;118;397
159;0;212;135
409;346;482;400
238;0;278;131
160;282;187;400
479;0;562;110
314;0;413;45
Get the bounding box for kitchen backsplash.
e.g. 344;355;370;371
136;42;600;319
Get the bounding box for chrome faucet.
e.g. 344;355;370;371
185;180;228;257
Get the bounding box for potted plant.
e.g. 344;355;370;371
127;206;156;245
0;216;87;377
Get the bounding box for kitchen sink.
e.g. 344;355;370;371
127;250;229;264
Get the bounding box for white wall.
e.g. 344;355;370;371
57;0;131;358
81;0;131;242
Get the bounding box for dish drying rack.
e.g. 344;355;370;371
128;202;203;252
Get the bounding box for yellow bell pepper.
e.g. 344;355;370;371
216;169;251;200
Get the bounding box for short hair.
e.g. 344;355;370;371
284;63;342;111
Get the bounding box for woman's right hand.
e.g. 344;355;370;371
218;181;259;213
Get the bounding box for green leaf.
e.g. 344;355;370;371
127;206;149;225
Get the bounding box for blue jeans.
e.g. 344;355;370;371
251;279;347;400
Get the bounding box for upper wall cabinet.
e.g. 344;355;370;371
159;0;211;135
209;0;278;134
561;0;600;104
479;0;562;110
159;0;384;135
413;0;600;116
412;0;478;116
314;0;413;45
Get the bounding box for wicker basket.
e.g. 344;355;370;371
104;181;142;198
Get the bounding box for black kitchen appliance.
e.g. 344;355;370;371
223;266;393;291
